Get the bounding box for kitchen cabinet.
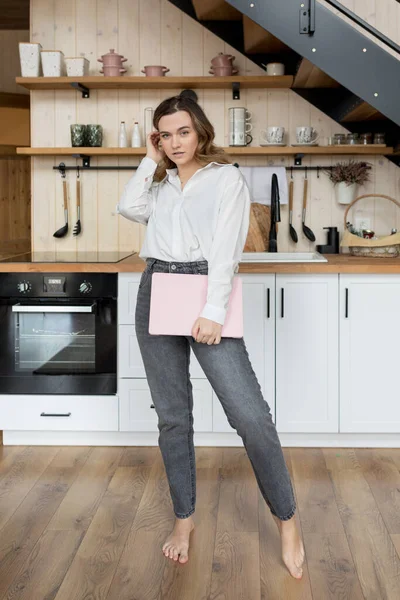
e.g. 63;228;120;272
212;274;275;432
119;378;213;432
118;273;274;432
339;274;400;433
0;395;118;431
275;274;339;433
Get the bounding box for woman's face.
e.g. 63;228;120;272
158;110;199;167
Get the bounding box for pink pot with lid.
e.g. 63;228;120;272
141;65;170;76
98;48;128;67
209;65;239;76
100;66;127;76
211;52;236;66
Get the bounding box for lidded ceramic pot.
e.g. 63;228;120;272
211;52;236;66
98;49;127;67
141;65;170;76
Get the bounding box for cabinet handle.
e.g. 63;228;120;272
281;288;284;318
40;412;71;417
345;288;348;318
266;287;270;318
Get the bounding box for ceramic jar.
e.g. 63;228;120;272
70;124;87;147
65;57;90;77
19;42;42;77
141;65;170;76
98;49;128;76
211;52;236;66
41;50;66;76
209;65;238;76
86;124;103;147
98;49;127;66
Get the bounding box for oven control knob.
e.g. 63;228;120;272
17;281;31;293
79;281;92;294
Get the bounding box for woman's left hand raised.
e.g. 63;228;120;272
192;317;222;345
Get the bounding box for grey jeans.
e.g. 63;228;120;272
135;257;296;521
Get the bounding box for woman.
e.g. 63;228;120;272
118;91;305;578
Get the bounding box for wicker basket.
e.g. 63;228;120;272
340;194;400;257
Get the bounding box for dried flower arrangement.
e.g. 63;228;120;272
325;160;372;186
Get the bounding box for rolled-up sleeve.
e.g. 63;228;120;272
199;175;250;325
117;156;158;225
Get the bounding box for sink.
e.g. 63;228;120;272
240;251;328;263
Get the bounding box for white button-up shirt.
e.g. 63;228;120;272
118;156;250;325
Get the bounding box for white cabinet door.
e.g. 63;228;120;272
213;274;275;432
119;378;213;432
118;273;141;325
118;274;206;377
275;274;339;433
340;274;400;433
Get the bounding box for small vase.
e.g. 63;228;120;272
335;181;357;205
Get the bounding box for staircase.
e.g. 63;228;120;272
167;0;400;166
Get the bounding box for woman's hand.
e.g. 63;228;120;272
192;317;222;345
146;131;165;163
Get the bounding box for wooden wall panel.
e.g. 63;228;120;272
27;0;400;257
0;158;31;254
0;31;29;94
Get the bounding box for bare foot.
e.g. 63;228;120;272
272;514;305;579
162;516;195;564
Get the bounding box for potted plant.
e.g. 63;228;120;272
325;160;372;205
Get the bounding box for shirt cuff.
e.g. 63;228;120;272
199;302;226;326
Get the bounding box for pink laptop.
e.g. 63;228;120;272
148;273;243;337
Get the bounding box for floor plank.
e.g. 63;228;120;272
1;445;400;599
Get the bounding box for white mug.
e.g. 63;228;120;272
229;119;253;146
260;126;285;144
266;62;285;76
229;107;252;122
296;126;319;144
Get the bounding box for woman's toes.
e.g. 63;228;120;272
179;552;189;563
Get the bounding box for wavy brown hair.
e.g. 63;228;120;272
152;90;231;183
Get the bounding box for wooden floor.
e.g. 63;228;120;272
1;445;400;599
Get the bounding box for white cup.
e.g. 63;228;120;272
296;126;319;144
266;62;285;76
229;107;252;122
260;126;285;144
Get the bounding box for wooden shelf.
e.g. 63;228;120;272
16;145;394;157
15;75;294;91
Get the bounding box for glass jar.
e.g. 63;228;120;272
346;133;359;145
333;133;346;145
359;132;372;145
373;132;385;145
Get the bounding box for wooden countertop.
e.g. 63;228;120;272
1;252;400;273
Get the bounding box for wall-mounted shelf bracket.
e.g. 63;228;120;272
232;82;240;100
294;153;305;165
70;82;90;98
72;154;91;167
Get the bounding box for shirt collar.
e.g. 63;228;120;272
165;161;228;181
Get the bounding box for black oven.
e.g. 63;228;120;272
0;273;117;395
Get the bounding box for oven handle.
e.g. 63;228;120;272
11;303;96;313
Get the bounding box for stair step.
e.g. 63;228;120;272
192;0;242;21
243;15;291;55
293;59;340;89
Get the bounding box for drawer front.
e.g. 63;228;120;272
0;395;119;431
119;378;213;432
118;325;206;378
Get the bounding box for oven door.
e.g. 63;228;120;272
0;298;116;394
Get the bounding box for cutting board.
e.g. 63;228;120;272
243;203;271;252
